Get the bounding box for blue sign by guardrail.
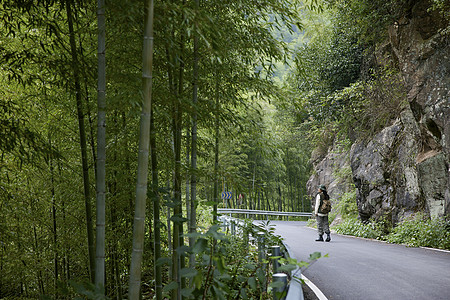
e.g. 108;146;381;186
221;191;232;199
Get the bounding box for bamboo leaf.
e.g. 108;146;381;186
192;238;208;253
156;257;172;266
180;267;198;278
162;281;178;293
248;277;257;290
309;251;322;260
181;287;194;297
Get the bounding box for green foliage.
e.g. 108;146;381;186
306;121;338;159
334;213;450;251
334;217;387;240
302;65;406;153
5;0;424;297
333;166;352;185
306;218;317;228
0;90;60;165
66;280;108;300
429;0;450;20
290;0;415;154
42;280;108;300
167;220;317;299
337;67;407;140
169;223;265;299
293;8;364;122
334;190;358;218
324;0;413;44
0;0;312;297
386;214;450;250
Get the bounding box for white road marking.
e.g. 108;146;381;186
301;274;328;300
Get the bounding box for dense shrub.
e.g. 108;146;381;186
333;217;386;240
386;214;450;250
332;213;450;251
334;190;358;219
322;67;406;143
163;220;310;300
175;223;270;299
324;0;415;44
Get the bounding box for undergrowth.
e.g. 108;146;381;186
333;213;450;250
386;214;450;250
328;190;450;250
333;217;387;240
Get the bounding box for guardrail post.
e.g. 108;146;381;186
221;217;227;230
231;220;236;235
244;227;249;252
257;232;265;264
272;273;288;300
256;232;267;292
270;245;281;273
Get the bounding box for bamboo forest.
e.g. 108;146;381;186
1;0;449;299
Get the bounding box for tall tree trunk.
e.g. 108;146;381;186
65;0;95;282
213;74;219;222
260;188;264;211
251;155;257;212
172;88;183;300
95;0;106;290
189;0;200;270
257;187;261;211
59;158;70;283
289;174;293;212
80;46;97;178
277;177;282;212
128;0;154;298
295;174;299;211
110;188;123;300
109;158;123;300
167;198;172;280
172;104;183;299
49;141;58;296
122;112;134;230
33;226;45;295
185;127;190;234
171;3;186;297
76;14;98;179
248;182;253;210
265;189;271;211
85;84;98;175
150;108;162;300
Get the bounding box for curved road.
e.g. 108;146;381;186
262;221;450;300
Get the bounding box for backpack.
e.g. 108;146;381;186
319;193;332;214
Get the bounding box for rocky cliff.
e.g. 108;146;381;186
307;0;449;224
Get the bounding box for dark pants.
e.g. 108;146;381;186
316;215;330;236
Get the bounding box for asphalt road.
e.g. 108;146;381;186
260;220;450;300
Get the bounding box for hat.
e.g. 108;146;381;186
319;185;327;192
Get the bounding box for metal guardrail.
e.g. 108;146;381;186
217;208;312;219
218;215;305;300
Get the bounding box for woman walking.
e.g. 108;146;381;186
315;185;331;242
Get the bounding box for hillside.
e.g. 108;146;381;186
306;0;449;225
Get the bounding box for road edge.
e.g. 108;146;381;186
301;274;328;300
305;225;450;254
283;240;328;300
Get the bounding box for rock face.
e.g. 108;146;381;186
350;108;425;223
308;0;449;223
